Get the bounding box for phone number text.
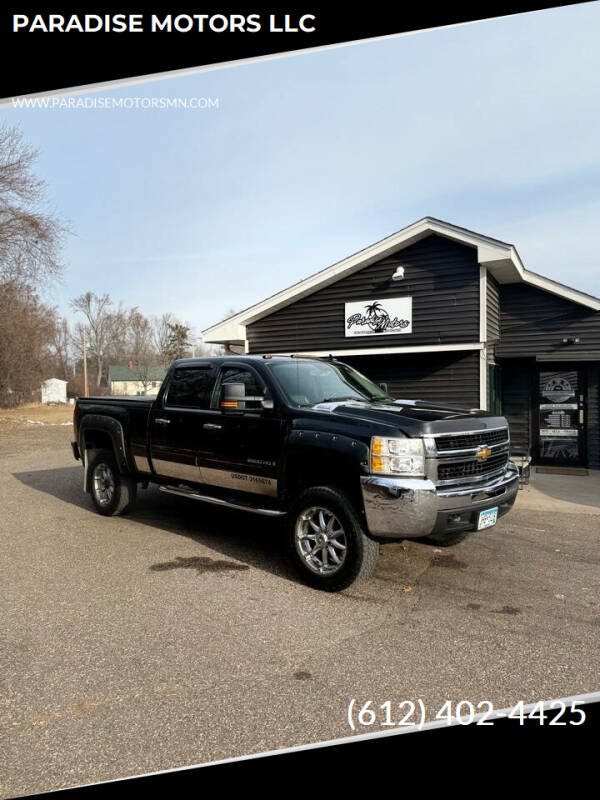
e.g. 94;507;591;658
346;699;586;730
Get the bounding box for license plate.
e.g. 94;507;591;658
477;507;498;530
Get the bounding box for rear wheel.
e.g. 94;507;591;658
286;486;379;591
89;450;137;516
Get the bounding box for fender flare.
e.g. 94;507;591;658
79;414;134;491
281;430;370;501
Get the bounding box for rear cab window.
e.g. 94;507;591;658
165;364;215;408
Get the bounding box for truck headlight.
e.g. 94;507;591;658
370;436;425;477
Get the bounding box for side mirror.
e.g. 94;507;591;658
220;382;273;413
221;382;246;412
379;382;388;393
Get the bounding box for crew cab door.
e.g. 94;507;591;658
149;362;216;482
197;363;284;499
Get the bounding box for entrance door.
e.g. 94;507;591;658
536;369;586;466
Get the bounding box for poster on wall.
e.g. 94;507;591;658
345;297;412;337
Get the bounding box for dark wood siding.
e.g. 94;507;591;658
588;365;600;469
496;284;600;359
247;235;480;353
342;350;480;408
500;359;533;452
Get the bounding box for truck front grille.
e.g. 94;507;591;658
428;425;511;486
435;428;509;451
437;452;509;482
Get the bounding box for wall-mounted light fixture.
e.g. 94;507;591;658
392;266;405;281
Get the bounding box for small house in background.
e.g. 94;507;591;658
108;364;167;396
41;378;67;404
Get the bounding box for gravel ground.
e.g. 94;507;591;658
1;423;599;796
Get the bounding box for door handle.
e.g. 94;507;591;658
155;418;171;425
203;423;222;430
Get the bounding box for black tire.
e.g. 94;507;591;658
88;450;137;516
286;486;379;591
419;529;471;547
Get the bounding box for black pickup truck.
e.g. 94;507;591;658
72;355;518;591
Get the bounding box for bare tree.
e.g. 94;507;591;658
104;304;131;367
151;312;177;367
71;298;186;387
70;292;114;387
0;126;67;406
0;282;56;406
68;293;231;391
0;125;66;288
48;316;71;380
128;308;155;366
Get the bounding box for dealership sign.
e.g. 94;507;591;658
345;297;412;337
541;377;575;404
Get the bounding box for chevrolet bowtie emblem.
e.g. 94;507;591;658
476;445;492;461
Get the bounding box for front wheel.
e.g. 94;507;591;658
89;450;137;516
286;486;379;591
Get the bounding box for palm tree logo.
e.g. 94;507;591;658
364;302;390;333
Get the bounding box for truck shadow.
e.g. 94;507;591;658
12;466;297;584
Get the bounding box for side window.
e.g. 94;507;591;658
221;367;263;395
214;366;267;409
166;367;214;408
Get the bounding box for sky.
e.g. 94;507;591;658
2;3;600;343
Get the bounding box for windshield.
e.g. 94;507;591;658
266;359;393;407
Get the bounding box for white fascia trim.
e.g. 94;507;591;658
205;319;246;343
485;245;600;309
518;261;600;311
479;265;487;343
262;343;484;358
479;264;488;410
479;348;488;411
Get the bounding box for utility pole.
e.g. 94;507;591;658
82;335;89;397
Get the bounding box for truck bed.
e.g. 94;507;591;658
77;395;155;405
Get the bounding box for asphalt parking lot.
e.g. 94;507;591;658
1;421;599;796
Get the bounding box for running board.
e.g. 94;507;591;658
159;485;286;517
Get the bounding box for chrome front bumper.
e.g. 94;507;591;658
360;464;519;539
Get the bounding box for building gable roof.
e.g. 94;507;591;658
202;216;600;345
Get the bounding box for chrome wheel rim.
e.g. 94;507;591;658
93;463;115;506
295;506;347;576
